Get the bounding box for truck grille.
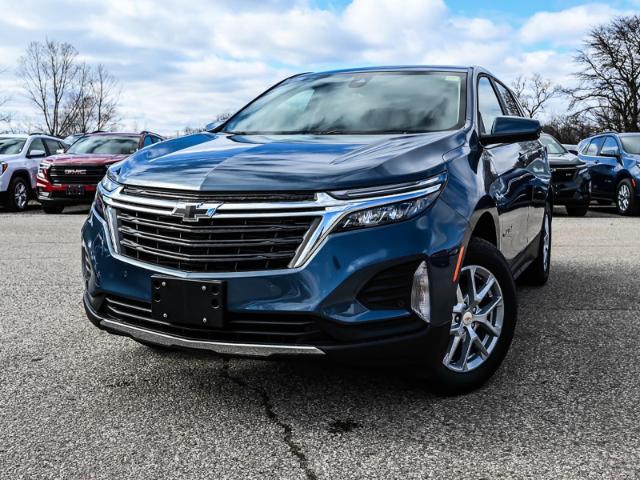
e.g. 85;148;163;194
115;209;319;272
102;295;332;345
49;165;107;185
551;166;577;183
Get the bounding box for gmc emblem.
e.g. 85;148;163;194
64;169;87;175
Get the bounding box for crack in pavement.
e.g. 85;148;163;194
220;358;318;480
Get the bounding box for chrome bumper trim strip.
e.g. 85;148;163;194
99;318;326;357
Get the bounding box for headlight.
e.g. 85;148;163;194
93;190;106;218
331;173;446;232
336;194;438;231
100;169;120;192
0;162;7;176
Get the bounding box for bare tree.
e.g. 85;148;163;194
568;15;640;132
91;64;120;131
0;68;11;125
18;39;121;136
18;39;81;136
543;112;597;144
511;74;562;118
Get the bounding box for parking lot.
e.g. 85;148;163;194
1;205;639;479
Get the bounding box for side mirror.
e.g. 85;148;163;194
27;149;46;158
568;149;578;155
56;148;65;154
480;116;541;146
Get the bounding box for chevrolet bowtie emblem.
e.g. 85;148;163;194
172;202;222;222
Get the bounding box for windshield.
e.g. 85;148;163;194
223;71;466;135
0;137;26;155
620;135;640;155
540;135;567;154
67;135;139;155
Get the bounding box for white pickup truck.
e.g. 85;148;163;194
0;134;67;211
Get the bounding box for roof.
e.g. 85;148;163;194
304;65;476;76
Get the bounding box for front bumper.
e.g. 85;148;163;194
37;184;97;206
81;196;466;363
551;173;590;206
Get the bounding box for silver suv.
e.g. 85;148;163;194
0;134;67;211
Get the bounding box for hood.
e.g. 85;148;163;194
0;154;21;162
548;151;584;167
115;131;465;192
46;153;128;166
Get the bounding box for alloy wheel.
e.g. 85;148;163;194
618;184;631;213
14;182;28;210
444;265;504;372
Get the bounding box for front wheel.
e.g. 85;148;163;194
413;238;517;395
6;177;30;212
616;179;639;216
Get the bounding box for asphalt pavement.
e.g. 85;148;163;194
1;204;639;479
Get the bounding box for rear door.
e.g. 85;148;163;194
478;76;530;264
592;136;621;197
581;137;606;196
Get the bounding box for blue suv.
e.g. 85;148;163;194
82;66;552;393
578;132;640;215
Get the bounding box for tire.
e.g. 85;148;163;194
412;238;518;395
616;179;639;216
565;205;588;217
520;205;551;286
5;176;30;212
42;204;65;214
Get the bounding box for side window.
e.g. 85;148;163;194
494;82;522;117
27;138;46;155
600;136;619;157
152;136;163;143
478;77;505;134
143;136;153;147
586;137;605;156
44;139;62;156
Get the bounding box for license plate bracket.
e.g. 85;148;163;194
151;276;225;329
66;185;85;196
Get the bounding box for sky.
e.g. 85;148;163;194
0;0;638;135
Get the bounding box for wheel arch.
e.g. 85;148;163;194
468;196;500;250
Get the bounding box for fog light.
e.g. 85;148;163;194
410;261;430;323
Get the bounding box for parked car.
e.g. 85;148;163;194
63;133;84;147
540;134;591;216
578;132;640;215
0;133;67;212
37;131;164;214
82;66;552;393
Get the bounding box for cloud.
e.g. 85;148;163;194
0;0;635;132
519;3;626;46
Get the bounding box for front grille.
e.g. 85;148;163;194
115;209;319;272
122;186;316;203
357;262;418;310
551;167;577;183
49;165;107;185
102;295;333;345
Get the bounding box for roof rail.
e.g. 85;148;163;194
28;132;46;136
596;130;619;136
